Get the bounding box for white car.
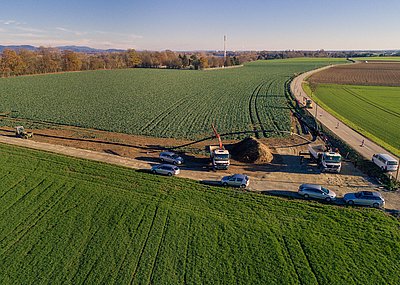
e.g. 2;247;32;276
159;151;184;165
298;184;336;202
221;174;249;188
372;153;398;172
151;164;180;176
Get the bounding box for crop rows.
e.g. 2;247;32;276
1;143;400;284
311;84;400;155
0;58;347;139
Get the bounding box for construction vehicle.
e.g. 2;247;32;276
207;124;230;170
305;99;313;108
15;126;33;139
308;144;342;173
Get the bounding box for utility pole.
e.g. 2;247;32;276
223;35;227;67
314;103;318;131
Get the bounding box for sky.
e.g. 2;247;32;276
1;0;399;51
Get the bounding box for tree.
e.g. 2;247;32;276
179;54;189;68
0;49;25;76
62;51;82;71
126;49;142;67
199;57;209;69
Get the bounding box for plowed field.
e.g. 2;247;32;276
309;62;400;86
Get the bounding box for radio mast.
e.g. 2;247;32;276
223;35;227;66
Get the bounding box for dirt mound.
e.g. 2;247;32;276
230;137;273;163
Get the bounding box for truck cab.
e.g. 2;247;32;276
208;146;230;170
321;152;342;173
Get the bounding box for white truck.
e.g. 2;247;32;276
308;144;342;173
207;145;230;170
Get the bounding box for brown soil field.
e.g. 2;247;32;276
308;62;400;86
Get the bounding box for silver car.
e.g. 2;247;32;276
159;151;184;165
298;184;336;202
221;174;250;188
344;191;385;208
151;164;180;176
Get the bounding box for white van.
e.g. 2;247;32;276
372;154;399;172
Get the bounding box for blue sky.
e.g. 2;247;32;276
1;0;399;50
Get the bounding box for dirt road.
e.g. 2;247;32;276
1;133;398;211
290;66;400;181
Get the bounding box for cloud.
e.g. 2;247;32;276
1;21;142;49
0;19;23;25
55;27;87;36
15;26;46;33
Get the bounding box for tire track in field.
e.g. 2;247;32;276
149;210;170;284
255;80;277;137
111;204;150;285
139;95;191;134
0;178;47;217
0;183;73;257
298;240;320;285
81;203;131;284
0;176;26;201
248;82;265;138
130;205;160;284
343;87;400;118
263;79;284;134
69;196;114;283
183;216;192;285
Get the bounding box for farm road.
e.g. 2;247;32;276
290;66;400;181
1;134;399;211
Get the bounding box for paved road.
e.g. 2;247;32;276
290;66;399;181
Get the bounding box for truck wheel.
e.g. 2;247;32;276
223;182;228;187
347;200;354;206
168;172;172;176
372;203;380;208
152;170;157;174
325;197;331;202
303;194;309;198
240;184;246;188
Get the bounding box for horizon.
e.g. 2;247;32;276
1;0;400;51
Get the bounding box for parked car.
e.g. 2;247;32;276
343;191;385;208
221;174;249;188
298;184;336;202
151;164;180;176
372;153;398;172
159;151;184;165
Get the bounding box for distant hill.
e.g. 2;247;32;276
0;45;37;52
0;45;125;53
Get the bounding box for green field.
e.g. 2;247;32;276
0;58;346;139
309;84;400;156
1;143;399;284
351;57;400;61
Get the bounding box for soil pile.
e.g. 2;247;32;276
230;137;273;163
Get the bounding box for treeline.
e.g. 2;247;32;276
0;47;248;77
0;47;360;78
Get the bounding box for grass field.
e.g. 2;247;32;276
0;58;346;140
351;57;400;61
0;143;399;284
307;83;400;156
